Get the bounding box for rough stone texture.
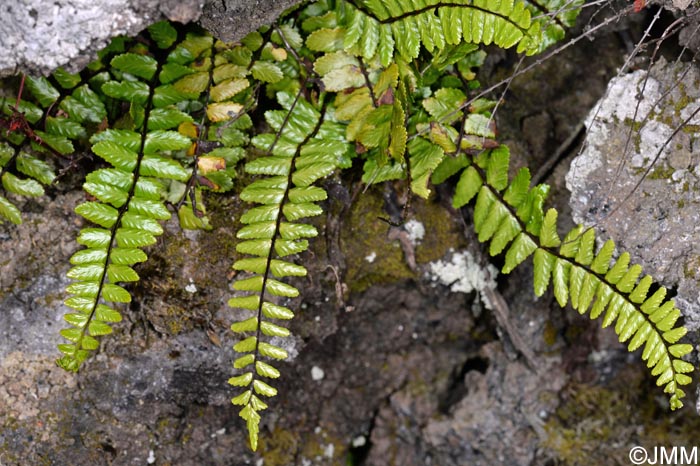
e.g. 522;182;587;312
199;0;302;43
0;0;303;78
676;5;700;53
566;58;700;331
368;342;565;466
0;0;204;77
0;187;513;465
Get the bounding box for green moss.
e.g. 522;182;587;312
683;256;700;279
413;197;465;264
542;364;700;466
674;96;692;116
135;193;251;336
301;431;346;463
682;124;700;134
41;291;64;308
341;188;465;293
674;82;689;117
162;233;189;268
622;118;642;152
258;427;346;466
622;117;642;132
258;428;300;465
163;307;187;334
646;164;674;180
341;190;415;293
656;113;674;127
542;371;642;465
542;320;557;346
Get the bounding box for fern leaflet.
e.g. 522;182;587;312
0;0;681;453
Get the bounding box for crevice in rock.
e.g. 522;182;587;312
348;408;378;466
438;355;490;415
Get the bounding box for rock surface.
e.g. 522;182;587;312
0;186;517;465
0;0;202;77
566;58;700;331
0;0;302;77
199;0;302;43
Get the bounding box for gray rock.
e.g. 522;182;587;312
566;58;700;331
0;0;204;77
367;342;564;466
199;0;302;43
0;186;494;465
3;3;700;463
0;0;303;78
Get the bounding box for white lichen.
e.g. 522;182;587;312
365;251;377;263
352;435;367;447
427;250;498;309
566;69;666;200
404;219;425;245
311;365;325;381
185;279;197;294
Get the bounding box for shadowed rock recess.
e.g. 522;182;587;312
2;2;700;466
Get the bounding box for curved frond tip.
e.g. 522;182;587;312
450;144;694;409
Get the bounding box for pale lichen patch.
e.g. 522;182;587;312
404;219;425;245
426;250;498;309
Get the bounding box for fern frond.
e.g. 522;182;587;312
0;70;109;224
0;142;55;224
324;0;544;66
229;90;347;450
0;0;666;453
0;33;141;225
408;137;445;198
449;144;693;409
57;22;192;371
159;26;287;226
524;0;584;51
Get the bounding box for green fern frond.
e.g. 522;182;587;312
330;63;416;186
0;0;674;453
0;142;55;224
524;0;584;51
0;33;144;226
159;26;276;224
449;144;693;409
57;22;192;371
229;90;348;450
407;137;445;198
0;70;109;224
322;0;544;66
